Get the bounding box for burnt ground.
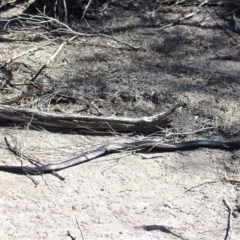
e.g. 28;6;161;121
0;1;240;239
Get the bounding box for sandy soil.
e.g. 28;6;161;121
0;129;240;240
0;1;240;239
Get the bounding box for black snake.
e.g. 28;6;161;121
0;140;240;176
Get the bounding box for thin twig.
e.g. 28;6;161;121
4;136;39;185
81;0;93;20
63;0;68;23
222;199;232;240
29;35;77;82
4;137;21;158
185;176;240;193
4;136;64;181
54;0;58;19
67;231;76;240
6;13;140;50
157;10;200;32
159;127;214;138
185;180;218;193
23;154;65;181
75;216;85;240
0;42;52;69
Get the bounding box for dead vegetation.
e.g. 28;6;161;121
0;0;240;136
0;1;240;239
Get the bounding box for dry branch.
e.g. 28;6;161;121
6;13;140;50
81;0;93;20
0;42;52;69
4;136;64;181
0;104;180;132
223;199;232;240
29;35;77;82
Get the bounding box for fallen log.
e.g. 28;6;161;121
0;104;180;132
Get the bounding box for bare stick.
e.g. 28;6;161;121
54;0;58;19
6;14;140;50
66;231;76;240
186;176;240;193
185;180;218;193
96;32;140;50
75;216;85;240
0;42;52;68
4;136;39;185
81;0;93;20
4;136;64;181
23;154;65;181
157;10;200;32
0;104;180;132
4;137;21;158
63;0;68;23
158;127;214;138
222;199;232;240
29;35;77;82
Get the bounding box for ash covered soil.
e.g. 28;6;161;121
0;1;240;239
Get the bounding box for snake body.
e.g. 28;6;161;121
0;140;239;176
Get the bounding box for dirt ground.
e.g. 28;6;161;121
0;1;240;239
